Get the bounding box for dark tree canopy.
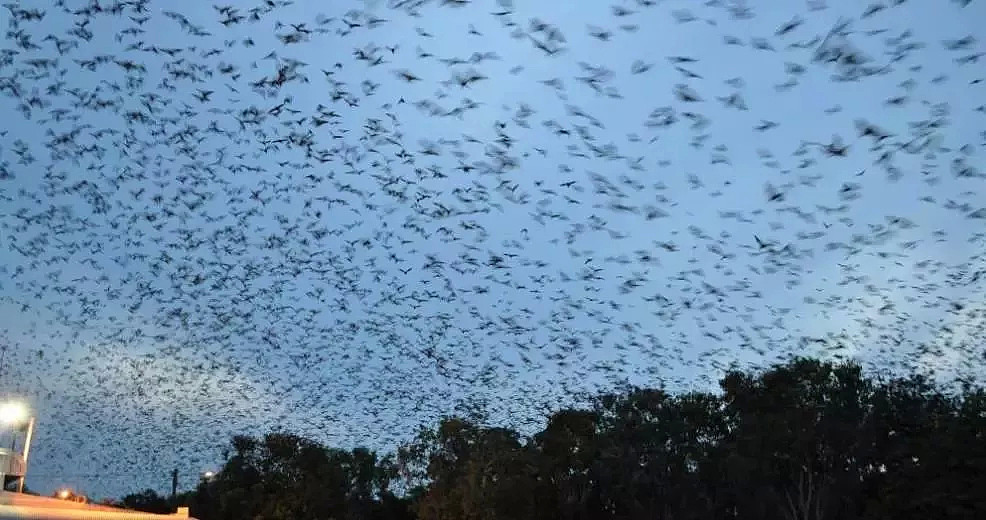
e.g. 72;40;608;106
122;358;986;520
119;489;175;515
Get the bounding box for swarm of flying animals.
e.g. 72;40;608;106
0;0;985;498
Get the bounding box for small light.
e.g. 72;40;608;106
202;471;215;479
57;489;71;499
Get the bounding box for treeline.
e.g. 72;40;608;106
118;358;986;520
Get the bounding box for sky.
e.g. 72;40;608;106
1;0;985;500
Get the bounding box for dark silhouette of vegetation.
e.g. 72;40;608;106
117;488;178;514
119;358;986;520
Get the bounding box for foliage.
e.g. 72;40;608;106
121;358;986;520
182;432;413;520
119;489;174;514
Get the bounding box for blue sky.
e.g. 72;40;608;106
1;0;984;499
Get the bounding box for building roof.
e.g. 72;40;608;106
0;492;196;520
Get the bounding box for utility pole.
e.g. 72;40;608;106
171;468;178;501
17;417;34;493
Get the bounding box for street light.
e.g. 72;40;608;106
55;488;87;503
0;400;35;493
0;402;28;427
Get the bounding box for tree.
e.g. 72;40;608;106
120;489;173;514
185;432;415;520
530;409;603;520
116;357;986;520
859;374;986;519
719;358;876;520
402;417;538;520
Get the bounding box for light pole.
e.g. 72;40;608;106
0;401;35;493
18;416;34;493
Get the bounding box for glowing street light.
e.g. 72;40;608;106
54;488;87;503
0;402;28;426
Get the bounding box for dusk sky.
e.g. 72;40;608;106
1;0;984;499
